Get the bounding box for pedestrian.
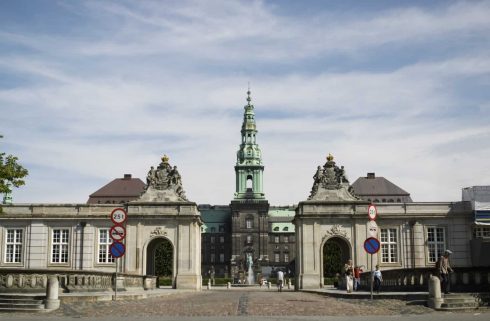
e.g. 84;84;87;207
437;250;454;294
353;266;362;291
344;259;354;293
373;265;382;293
277;269;284;292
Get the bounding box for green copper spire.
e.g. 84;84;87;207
234;89;265;199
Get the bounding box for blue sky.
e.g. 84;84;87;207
1;0;489;205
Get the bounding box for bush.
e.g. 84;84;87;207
324;277;337;285
202;277;233;285
158;277;173;286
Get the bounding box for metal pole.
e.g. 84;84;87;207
370;254;373;300
114;258;118;301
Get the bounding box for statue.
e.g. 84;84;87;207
139;155;188;201
308;153;359;201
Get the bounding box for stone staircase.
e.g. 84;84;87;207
439;293;479;310
0;294;46;313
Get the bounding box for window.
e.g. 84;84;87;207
284;245;289;251
5;229;23;263
210;227;216;233
220;236;225;243
246;235;252;244
210;253;215;263
210;236;215;244
219;225;225;233
98;229;114;263
427;227;445;263
273;227;279;232
274;236;280;243
246;218;253;229
220;253;225;263
51;229;69;263
284;253;289;263
284;236;289;243
283;227;289;232
275;253;280;262
474;227;490;239
380;228;398;263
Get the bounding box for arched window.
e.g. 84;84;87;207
246;175;253;190
283;227;289;232
273;226;279;232
246;218;253;229
397;198;401;203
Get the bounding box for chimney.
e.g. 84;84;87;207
367;172;375;179
123;174;132;179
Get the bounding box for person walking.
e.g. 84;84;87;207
277;269;284;292
438;250;454;294
353;266;363;291
373;265;382;293
344;259;354;293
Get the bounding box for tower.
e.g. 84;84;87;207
230;89;270;280
234;89;265;199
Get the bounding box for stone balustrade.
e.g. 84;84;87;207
0;269;150;293
359;267;490;292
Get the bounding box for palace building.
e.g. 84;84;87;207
1;91;489;292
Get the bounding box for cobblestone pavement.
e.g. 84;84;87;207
46;288;437;318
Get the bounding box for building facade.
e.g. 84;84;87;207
1;91;489;291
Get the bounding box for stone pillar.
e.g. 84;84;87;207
412;222;425;268
428;275;443;309
45;276;60;310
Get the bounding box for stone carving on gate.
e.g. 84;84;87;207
138;155;188;202
308;154;360;201
150;227;168;237
322;224;349;242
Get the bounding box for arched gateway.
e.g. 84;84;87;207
124;155;202;290
295;154;368;289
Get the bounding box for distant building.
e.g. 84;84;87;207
87;174;145;204
351;172;412;203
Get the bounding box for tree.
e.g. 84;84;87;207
0;136;29;195
154;239;173;276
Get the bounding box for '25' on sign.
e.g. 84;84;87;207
111;208;128;225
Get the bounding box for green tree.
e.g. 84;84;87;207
154;239;173;276
323;241;342;277
0;136;29;195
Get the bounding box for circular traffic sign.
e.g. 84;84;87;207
367;220;378;237
367;204;377;221
110;241;125;258
110;208;127;225
110;225;126;241
363;237;380;254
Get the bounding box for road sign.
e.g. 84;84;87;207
110;208;127;225
367;204;377;221
367;220;378;237
363;237;380;254
110;225;126;242
110;241;125;258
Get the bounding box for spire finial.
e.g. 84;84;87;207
246;82;252;106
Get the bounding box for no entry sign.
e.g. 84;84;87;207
110;241;126;258
363;237;380;254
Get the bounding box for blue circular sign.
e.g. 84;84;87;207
110;241;125;258
363;237;380;254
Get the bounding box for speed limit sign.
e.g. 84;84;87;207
368;204;377;221
110;208;127;225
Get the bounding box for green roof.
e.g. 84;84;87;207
268;206;296;217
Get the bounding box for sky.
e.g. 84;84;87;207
0;0;489;205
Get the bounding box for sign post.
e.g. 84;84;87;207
364;204;379;300
109;208;127;301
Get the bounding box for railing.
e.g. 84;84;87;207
0;269;152;293
359;267;490;292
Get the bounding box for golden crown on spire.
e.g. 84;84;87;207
161;154;169;163
326;153;334;162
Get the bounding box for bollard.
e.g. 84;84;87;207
207;279;211;290
428;275;443;309
227;282;231;289
45;276;60;310
288;279;291;289
267;281;271;289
